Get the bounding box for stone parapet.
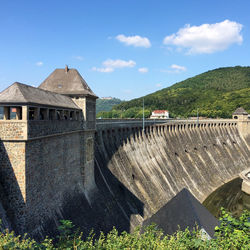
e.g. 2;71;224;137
28;120;83;138
0;120;84;141
96;118;237;131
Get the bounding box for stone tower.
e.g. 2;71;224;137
0;67;98;236
0;82;88;235
39;67;98;198
232;107;248;121
233;107;250;143
39;65;98;130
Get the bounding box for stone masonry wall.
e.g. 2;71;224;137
86;98;96;130
28;120;82;138
0;141;26;232
82;130;96;198
0;121;27;140
25;131;87;235
0;118;97;236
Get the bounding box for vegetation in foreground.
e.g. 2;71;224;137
0;209;249;249
98;66;250;119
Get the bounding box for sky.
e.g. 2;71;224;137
0;0;249;100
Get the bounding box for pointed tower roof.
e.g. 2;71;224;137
0;82;80;110
232;107;248;115
39;67;97;98
142;188;219;238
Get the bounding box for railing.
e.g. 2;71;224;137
96;118;171;130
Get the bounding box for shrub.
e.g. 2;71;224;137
0;209;249;249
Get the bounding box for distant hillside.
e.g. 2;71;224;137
96;97;122;115
101;66;250;118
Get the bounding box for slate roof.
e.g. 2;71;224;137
142;188;219;238
0;82;81;110
39;67;97;98
232;107;248;115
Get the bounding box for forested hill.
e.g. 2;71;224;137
100;66;250;118
96;98;122;114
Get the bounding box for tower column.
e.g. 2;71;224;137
22;106;28;120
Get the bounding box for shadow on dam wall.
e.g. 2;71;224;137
33;149;145;239
94;121;250;230
39;162;145;239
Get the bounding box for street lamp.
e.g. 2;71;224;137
143;98;145;132
197;108;199;126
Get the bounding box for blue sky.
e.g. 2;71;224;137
0;0;249;100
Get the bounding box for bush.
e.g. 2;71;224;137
0;209;249;249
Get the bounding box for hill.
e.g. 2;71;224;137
96;97;122;115
102;66;250;118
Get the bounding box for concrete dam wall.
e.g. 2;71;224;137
95;120;250;229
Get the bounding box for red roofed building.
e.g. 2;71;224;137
150;110;169;119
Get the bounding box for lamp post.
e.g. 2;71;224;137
197;108;199;126
143;98;145;132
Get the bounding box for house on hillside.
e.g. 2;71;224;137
150;110;169;119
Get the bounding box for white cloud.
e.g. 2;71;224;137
73;56;84;61
170;64;186;72
92;67;114;73
103;59;136;68
92;59;136;73
138;67;148;73
116;34;151;48
160;64;187;74
163;20;243;54
36;61;43;66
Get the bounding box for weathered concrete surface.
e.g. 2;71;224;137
95;121;250;228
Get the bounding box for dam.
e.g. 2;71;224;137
95;118;250;229
0;67;249;238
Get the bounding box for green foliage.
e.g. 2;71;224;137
213;208;250;249
0;210;249;249
105;66;250;118
96;98;122;115
97;107;151;119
